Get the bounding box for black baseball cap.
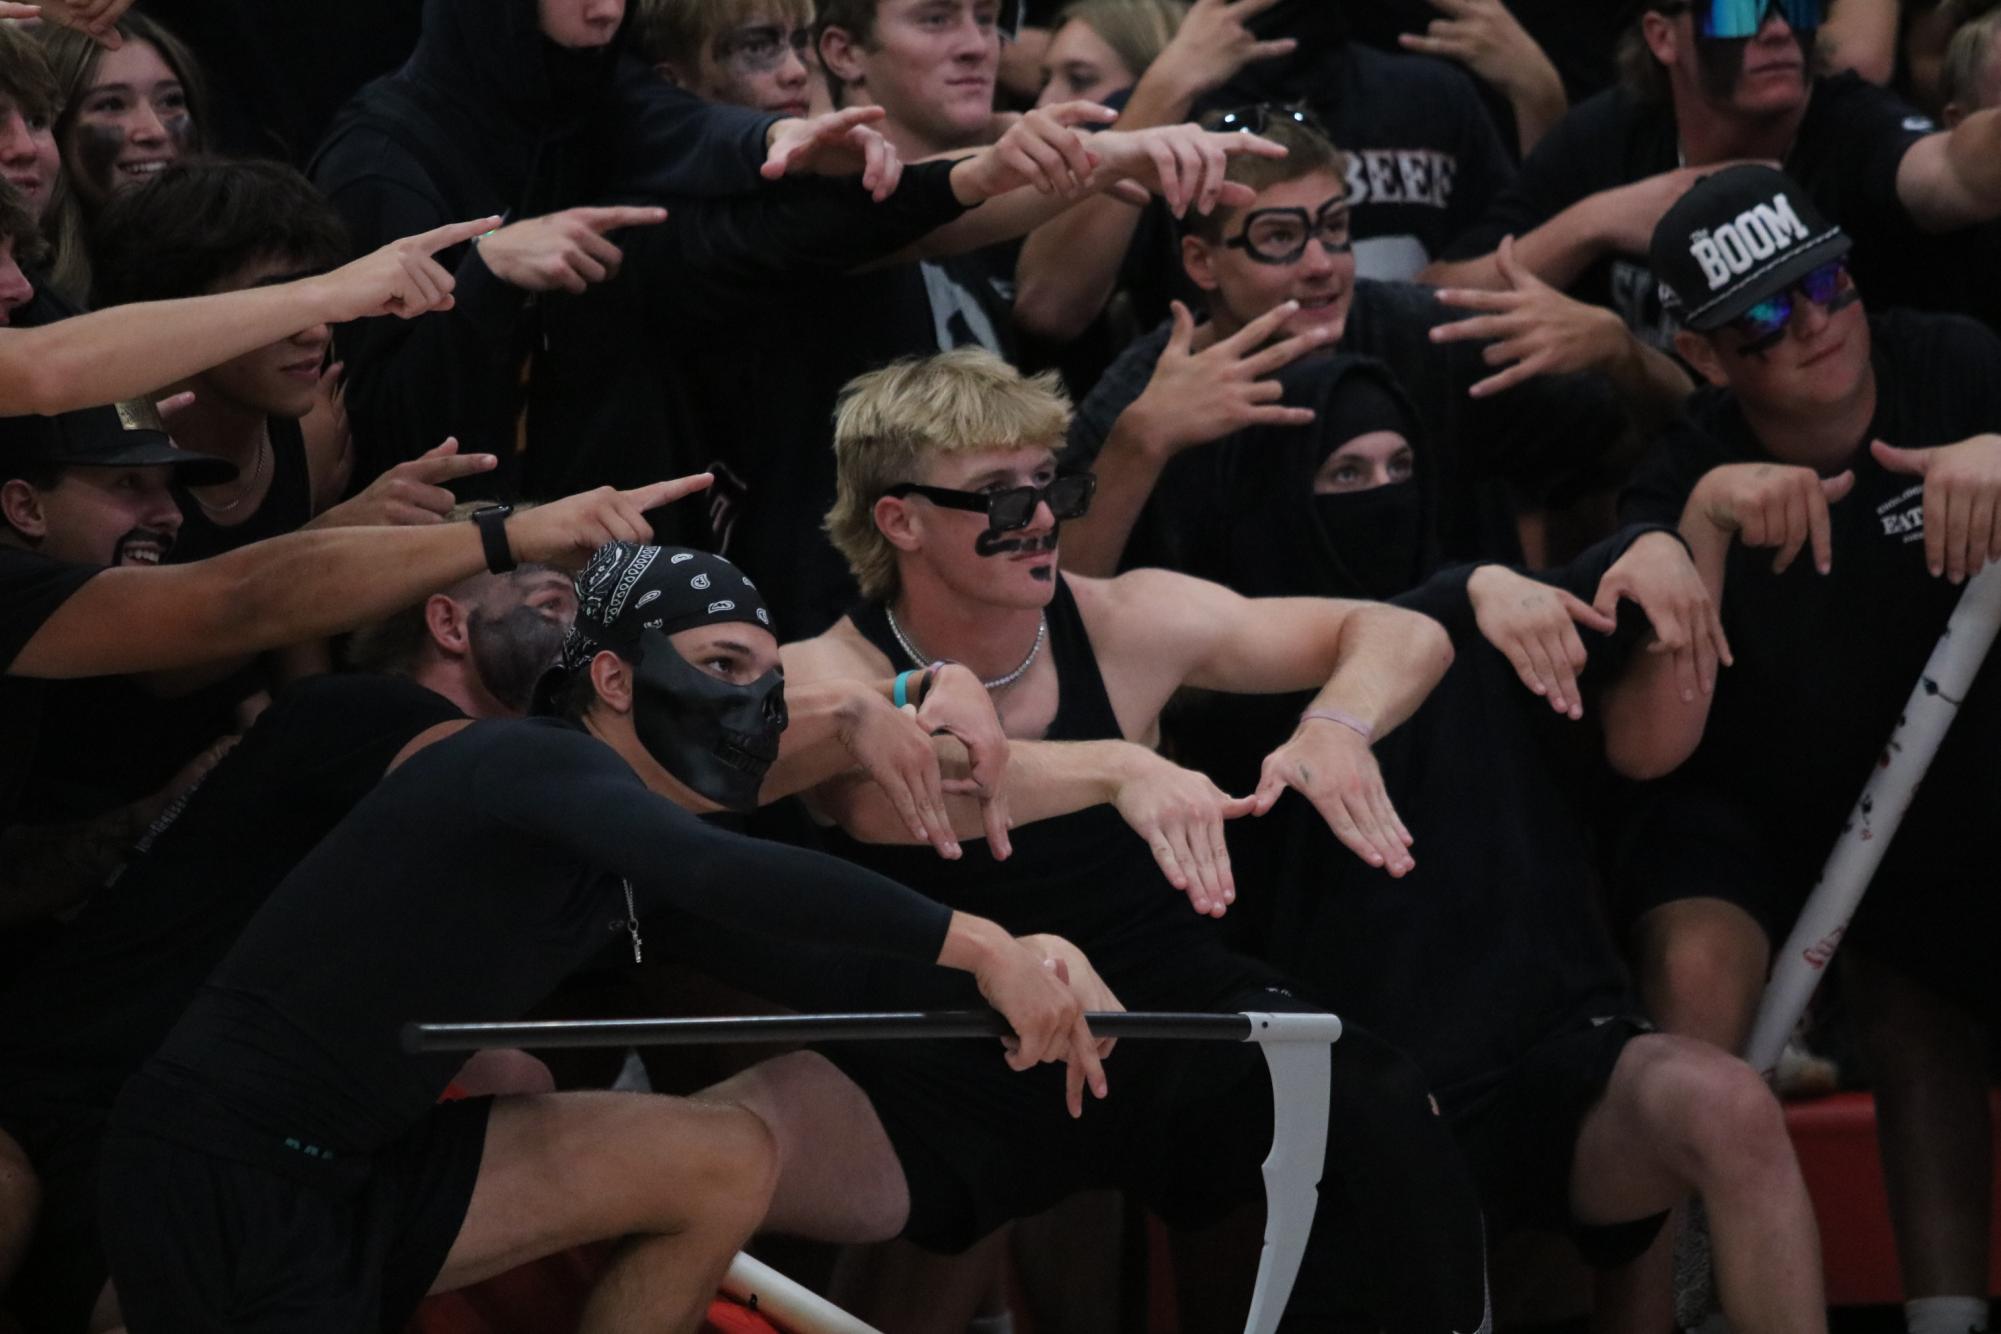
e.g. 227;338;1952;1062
1649;164;1852;332
0;399;236;485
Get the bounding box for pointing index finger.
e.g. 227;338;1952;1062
622;473;717;512
414;216;505;255
406;450;500;483
1217;130;1286;161
1044;100;1121;127
574;205;670;233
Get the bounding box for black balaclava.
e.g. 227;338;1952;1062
547;542;787;812
1308;371;1425;600
1169;356;1438;605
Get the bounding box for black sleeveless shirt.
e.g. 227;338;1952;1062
170;416;315;563
830;578;1287;1012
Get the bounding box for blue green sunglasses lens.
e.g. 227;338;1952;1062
1698;0;1822;38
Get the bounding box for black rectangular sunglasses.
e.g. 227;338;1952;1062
881;474;1096;532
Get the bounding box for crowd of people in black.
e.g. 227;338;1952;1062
2;0;2000;1331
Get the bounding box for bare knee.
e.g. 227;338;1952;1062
701;1052;909;1244
1629;1038;1790;1184
1636;901;1769;1048
669;1100;778;1241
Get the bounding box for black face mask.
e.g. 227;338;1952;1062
1312;482;1424;599
469;603;569;714
630;628;788;813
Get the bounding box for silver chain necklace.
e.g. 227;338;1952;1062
196;425;271;516
620;879;643;964
886;602;1046;691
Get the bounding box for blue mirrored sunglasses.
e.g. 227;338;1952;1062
1681;0;1824;39
1728;260;1855;355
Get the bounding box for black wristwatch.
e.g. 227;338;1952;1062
471;503;516;574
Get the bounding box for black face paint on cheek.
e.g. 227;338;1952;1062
162;113;195;156
469;605;570;713
71;122;123;202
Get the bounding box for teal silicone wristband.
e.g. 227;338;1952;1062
893;670;915;709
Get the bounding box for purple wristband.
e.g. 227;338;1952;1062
1299;708;1373;742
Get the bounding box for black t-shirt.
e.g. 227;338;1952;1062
1620;308;2001;866
1202;43;1517;281
1442;74;1973;345
0;672;465;1152
0;547;99;831
134;718;953;1161
1065;280;1631;564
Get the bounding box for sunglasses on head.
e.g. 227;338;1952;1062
1658;0;1824;39
1726;259;1856;356
881;474;1096;531
1202;102;1329;139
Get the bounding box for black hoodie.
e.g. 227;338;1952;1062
1134;357;1659;1098
311;0;775;492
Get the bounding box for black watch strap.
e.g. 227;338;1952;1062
472;504;516;574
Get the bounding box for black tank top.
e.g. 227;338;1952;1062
171;416;314;563
832;577;1283;1011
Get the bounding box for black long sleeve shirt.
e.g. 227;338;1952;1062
136;719;952;1159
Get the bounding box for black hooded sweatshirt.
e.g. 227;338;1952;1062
1132;356;1661;1099
311;0;775;493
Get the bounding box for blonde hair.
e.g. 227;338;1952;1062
635;0;817;69
827;348;1072;601
1053;0;1186;83
1942;5;2001;111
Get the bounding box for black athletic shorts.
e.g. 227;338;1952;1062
1444;1015;1666;1269
826;984;1319;1253
1611;779;1805;944
1612;777;2001;1020
99;1084;491;1334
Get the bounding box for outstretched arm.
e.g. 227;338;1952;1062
886;111;1285;264
1085;570;1453;875
11;475;711;678
489;730;1104;1102
1419;163;1747;292
1896;109;2001;232
0;218;495;417
814;735;1256;917
1013;0;1298;340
